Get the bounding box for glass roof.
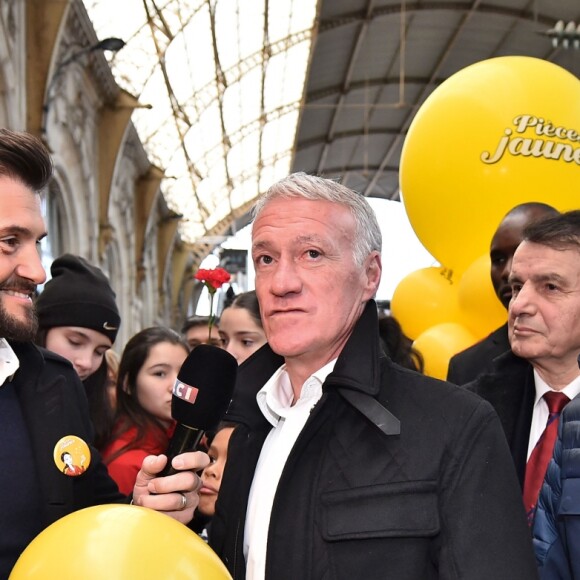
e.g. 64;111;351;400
84;0;317;244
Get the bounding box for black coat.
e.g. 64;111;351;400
12;341;124;526
464;350;536;488
211;302;537;580
447;322;510;385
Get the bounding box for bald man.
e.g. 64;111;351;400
447;203;559;385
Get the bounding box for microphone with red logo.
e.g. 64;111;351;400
159;344;237;477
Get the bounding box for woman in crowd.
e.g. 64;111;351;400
101;327;189;495
181;315;221;350
218;290;267;365
35;253;121;449
198;422;236;518
378;313;424;373
195;421;236;540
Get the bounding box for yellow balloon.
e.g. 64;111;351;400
413;323;478;380
457;254;507;340
10;505;232;580
391;266;461;340
400;56;580;273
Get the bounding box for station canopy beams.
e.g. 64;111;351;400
86;0;317;246
86;0;579;246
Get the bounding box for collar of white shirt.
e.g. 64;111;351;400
533;369;580;404
256;359;337;427
0;338;20;387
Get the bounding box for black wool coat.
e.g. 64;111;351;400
210;302;538;580
12;341;125;526
464;350;536;488
447;322;510;385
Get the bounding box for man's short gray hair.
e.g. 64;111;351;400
252;172;382;267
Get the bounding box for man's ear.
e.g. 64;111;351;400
363;251;382;299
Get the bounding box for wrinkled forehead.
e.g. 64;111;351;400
511;239;546;264
511;239;580;276
253;196;354;230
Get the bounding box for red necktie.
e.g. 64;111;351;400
523;391;569;525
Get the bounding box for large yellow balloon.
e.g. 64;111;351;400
413;323;478;380
391;266;462;340
10;505;232;580
457;254;507;340
400;56;580;273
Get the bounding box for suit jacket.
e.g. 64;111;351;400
447;322;510;385
464;350;535;487
211;301;537;580
12;341;124;527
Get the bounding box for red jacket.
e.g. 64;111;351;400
102;423;174;495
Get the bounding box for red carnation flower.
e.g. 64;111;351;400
194;267;231;293
194;267;231;342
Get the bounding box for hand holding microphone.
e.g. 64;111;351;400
159;344;237;477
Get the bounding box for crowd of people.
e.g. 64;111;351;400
1;127;578;579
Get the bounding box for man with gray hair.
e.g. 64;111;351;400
209;172;536;579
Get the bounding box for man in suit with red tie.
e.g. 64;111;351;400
466;210;580;529
447;202;558;385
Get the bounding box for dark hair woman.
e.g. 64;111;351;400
101;327;189;494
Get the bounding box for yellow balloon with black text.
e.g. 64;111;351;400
10;504;232;580
400;56;580;274
457;254;507;340
391;266;462;340
413;323;478;380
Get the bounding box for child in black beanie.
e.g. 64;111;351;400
34;254;121;449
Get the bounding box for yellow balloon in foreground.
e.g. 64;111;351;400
10;504;232;580
400;56;580;274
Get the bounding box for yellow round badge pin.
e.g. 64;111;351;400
53;435;90;476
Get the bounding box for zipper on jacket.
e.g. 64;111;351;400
233;517;242;578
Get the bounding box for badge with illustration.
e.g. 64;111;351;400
53;435;91;477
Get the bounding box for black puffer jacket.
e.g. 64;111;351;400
534;394;580;579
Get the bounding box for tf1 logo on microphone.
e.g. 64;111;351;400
173;379;199;403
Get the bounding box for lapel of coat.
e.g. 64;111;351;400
510;368;535;486
12;342;72;512
326;300;382;397
469;351;534;487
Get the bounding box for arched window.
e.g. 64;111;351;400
39;180;67;284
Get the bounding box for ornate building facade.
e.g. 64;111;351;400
1;0;190;348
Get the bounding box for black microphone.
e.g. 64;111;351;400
159;344;237;476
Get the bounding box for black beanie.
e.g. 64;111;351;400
35;254;121;343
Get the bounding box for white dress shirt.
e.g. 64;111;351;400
0;338;19;386
526;369;580;460
244;359;336;580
